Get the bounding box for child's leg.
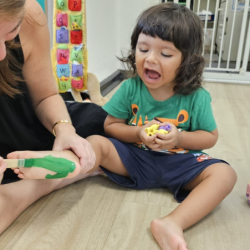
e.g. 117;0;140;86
86;135;129;176
151;163;237;250
9;135;128;180
9;150;82;180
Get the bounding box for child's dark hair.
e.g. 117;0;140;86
119;2;205;95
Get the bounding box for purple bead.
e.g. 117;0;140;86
159;125;171;131
72;64;83;77
56;29;69;43
166;124;171;131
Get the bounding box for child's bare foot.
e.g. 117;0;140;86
151;216;188;250
0;157;7;184
7;150;81;180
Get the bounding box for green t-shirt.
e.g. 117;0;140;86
103;76;217;154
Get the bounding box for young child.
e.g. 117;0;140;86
7;3;237;249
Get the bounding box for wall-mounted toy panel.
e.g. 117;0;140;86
52;0;88;93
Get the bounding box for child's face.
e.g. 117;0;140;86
136;33;182;99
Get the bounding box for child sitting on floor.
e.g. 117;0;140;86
6;3;237;250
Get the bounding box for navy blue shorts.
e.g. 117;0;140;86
100;138;229;202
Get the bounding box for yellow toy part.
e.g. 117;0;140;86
158;129;169;135
145;124;170;136
71;22;81;30
60;76;69;81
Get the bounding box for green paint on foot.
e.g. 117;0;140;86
24;155;76;179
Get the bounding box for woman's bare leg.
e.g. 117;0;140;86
151;163;237;250
0;164;105;235
0;157;7;184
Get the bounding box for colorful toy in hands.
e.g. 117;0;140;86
246;182;250;204
145;124;171;136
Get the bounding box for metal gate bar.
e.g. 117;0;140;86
236;0;249;70
209;0;219;68
242;16;250;74
217;0;229;68
226;0;238;68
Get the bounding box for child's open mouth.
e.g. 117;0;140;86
145;69;161;82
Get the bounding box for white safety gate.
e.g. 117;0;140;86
164;0;250;84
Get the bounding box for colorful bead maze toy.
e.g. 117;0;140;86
52;0;88;99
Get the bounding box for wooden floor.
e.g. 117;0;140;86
1;82;250;250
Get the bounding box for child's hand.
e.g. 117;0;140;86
0;157;7;184
138;120;161;150
154;123;182;150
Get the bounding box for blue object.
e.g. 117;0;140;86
57;64;70;78
36;0;45;12
101;138;228;203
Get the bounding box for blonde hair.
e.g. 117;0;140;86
0;0;26;97
0;0;26;21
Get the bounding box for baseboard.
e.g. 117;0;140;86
100;70;126;96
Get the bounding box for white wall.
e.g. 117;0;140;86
115;0;161;66
85;0;119;82
86;0;160;81
47;0;161;82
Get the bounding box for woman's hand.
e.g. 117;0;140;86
0;157;7;184
153;122;182;150
52;127;96;174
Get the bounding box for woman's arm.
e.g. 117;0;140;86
20;0;73;135
18;0;95;172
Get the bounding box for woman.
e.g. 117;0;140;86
0;0;107;233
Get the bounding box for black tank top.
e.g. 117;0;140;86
1;35;107;183
0;35;54;159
